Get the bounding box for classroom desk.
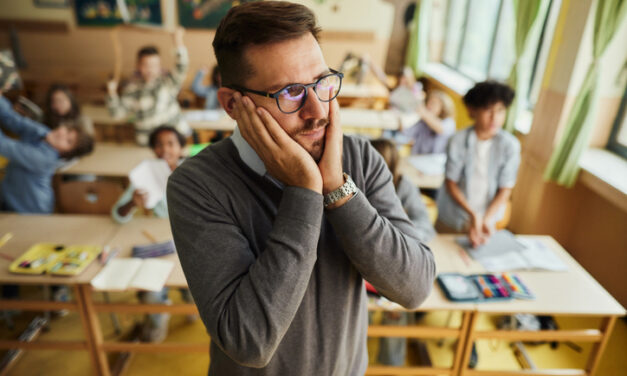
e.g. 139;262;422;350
338;82;389;109
57;143;154;178
1;214;624;376
398;157;445;190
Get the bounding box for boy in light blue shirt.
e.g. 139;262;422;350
437;81;520;247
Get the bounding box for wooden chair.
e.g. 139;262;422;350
56;180;124;215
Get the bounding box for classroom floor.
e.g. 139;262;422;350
1;287;626;375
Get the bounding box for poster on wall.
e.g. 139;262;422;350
177;0;257;29
75;0;162;27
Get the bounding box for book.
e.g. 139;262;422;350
91;258;173;291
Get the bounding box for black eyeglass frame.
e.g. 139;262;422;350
228;68;344;114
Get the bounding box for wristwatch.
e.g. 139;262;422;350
323;173;358;207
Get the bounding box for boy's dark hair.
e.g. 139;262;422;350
137;46;160;61
148;126;186;149
60;125;94;160
463;80;515;109
44;83;80;130
212;1;321;86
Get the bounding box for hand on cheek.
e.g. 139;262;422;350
318;99;344;195
233;93;322;193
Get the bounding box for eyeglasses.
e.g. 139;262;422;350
229;68;344;114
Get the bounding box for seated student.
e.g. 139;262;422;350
402;89;456;154
44;83;94;135
191;65;221;110
436;81;520;247
370;138;435;366
111;126;194;342
106;27;191;146
0;92;94;213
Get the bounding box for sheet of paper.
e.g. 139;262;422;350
91;258;143;291
129;159;172;209
479;251;529;272
129;258;173;292
517;238;568;271
407;154;446;176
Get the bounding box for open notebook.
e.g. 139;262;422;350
91;258;173;291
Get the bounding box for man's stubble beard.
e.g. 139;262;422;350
289;117;328;163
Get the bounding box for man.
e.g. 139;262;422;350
106;27;191;146
167;2;436;375
436;81;520;247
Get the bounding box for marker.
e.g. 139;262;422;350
502;273;520;292
477;276;493;298
513;274;529;295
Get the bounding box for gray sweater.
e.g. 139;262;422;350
167;135;436;375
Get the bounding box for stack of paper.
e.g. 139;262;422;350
129;159;171;209
91;258;173;291
457;230;568;272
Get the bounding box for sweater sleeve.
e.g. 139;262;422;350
0;96;49;142
397;176;436;243
325;139;436;309
167;169;324;368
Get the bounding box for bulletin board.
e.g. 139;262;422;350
74;0;162;27
177;0;257;29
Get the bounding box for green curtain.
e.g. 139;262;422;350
504;0;545;133
406;0;432;76
544;0;627;187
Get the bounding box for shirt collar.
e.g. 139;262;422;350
230;126;267;176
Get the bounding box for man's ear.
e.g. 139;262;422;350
217;87;238;120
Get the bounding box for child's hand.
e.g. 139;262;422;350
469;214;487;248
132;189;148;209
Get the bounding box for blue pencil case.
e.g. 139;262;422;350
437;273;534;302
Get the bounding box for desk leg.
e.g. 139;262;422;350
76;284;110;376
457;311;478;376
451;311;472;375
586;315;617;376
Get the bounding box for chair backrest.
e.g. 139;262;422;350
56;180;124;215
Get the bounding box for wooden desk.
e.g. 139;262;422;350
338;82;389;109
399;157;445;190
57;143;154;178
1;214;624;376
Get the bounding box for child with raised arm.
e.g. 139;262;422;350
106;27;191;146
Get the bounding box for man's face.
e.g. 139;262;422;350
242;33;330;161
469;101;507;138
137;54;162;83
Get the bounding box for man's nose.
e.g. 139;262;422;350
299;86;326;120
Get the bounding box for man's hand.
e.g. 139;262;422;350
173;26;185;48
318;99;344;195
107;80;118;96
233;92;323;193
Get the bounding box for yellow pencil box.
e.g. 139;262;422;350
9;243;102;276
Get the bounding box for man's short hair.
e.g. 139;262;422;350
148;125;186;149
463;81;515;109
212;1;322;86
137;46;160;61
60;125;94;160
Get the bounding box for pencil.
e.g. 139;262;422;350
457;246;471;267
0;232;13;249
0;252;14;261
142;229;158;243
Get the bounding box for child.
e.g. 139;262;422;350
402;89;456;154
106;27;191;146
436;81;520;247
44;83;94;135
191;65;220;110
370;138;435;366
0;92;94;213
111;126;194;342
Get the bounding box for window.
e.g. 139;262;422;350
607;84;627;159
438;0;559;108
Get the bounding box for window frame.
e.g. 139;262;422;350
606;83;627;159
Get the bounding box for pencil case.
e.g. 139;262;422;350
437;272;533;302
9;243;101;276
131;240;176;258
